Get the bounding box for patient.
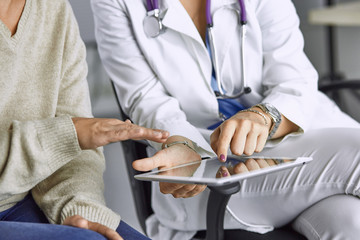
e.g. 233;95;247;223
0;0;168;239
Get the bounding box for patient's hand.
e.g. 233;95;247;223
133;136;207;198
63;215;123;240
72;118;169;149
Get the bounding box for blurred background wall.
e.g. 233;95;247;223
68;0;360;233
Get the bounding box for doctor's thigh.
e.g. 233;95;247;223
226;128;360;240
292;194;360;240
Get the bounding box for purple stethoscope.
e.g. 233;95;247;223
143;0;252;99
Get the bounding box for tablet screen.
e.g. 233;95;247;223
135;155;312;186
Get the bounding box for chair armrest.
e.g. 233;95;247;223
206;182;241;240
319;79;360;93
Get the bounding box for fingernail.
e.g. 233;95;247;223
222;171;228;177
220;154;226;162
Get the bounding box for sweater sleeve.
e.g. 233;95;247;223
30;1;120;230
0;116;81;200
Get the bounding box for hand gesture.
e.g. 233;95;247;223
210;109;270;161
133;136;207;198
72;118;169;149
63;215;123;240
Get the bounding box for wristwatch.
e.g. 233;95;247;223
254;103;282;139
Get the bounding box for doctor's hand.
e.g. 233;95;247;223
210;109;271;161
72;118;169;150
133;135;207;198
63;215;123;240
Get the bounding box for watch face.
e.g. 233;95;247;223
263;103;281;122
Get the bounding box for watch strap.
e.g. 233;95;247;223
253;103;281;139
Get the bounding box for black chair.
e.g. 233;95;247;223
120;132;151;233
110;81;308;239
319;80;360;122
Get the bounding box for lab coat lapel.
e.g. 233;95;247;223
161;0;213;92
161;0;204;46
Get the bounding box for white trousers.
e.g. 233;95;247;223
227;128;360;239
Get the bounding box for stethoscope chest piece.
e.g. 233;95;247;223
143;9;164;38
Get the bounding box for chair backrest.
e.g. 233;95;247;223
319;80;360;122
110;81;152;233
121;137;152;233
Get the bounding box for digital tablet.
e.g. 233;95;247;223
135;155;312;186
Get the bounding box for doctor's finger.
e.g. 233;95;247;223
244;158;261;171
210;128;220;153
255;131;268;153
233;162;249;174
266;159;277;166
216;121;237;161
216;166;231;178
229;128;247;156
243;130;259;156
256;159;271;169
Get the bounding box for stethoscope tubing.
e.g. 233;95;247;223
146;0;159;11
206;0;251;99
206;0;247;25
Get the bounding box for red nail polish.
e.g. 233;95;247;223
222;171;228;177
220;154;226;162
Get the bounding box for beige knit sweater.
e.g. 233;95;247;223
0;0;120;229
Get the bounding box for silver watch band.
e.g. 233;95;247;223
254;103;281;139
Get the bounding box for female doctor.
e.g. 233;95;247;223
91;0;360;239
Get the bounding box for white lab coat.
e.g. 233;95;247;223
91;0;360;239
